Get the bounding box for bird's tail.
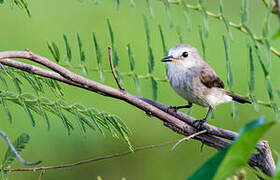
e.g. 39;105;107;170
225;91;251;104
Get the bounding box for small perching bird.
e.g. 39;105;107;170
161;44;251;127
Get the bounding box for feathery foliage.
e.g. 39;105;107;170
1;133;30;169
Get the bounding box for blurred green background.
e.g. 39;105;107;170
0;0;280;179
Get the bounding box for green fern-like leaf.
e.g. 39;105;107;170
1;133;30;169
0;90;131;146
47;41;60;62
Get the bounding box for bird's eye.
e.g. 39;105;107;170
182;52;188;58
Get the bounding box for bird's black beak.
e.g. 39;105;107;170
161;56;175;62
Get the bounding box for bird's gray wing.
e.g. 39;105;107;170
199;66;224;89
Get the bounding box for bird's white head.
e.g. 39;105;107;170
161;44;201;68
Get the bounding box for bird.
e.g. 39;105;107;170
161;44;251;127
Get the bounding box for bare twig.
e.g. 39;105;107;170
171;130;207;151
5;140;176;172
39;170;45;180
0;131;42;166
0;50;275;176
108;47;124;91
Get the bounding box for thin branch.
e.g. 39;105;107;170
171;130;207;151
0;131;42;166
5;140;176;172
0;51;275;176
108;47;125;91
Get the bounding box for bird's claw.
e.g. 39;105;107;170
193;119;206;130
167;106;178;112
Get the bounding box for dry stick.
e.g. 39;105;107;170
0;51;275;176
171;130;207;151
5;140;176;172
108;47;124;91
39;170;45;180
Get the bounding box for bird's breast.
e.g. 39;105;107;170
167;67;208;107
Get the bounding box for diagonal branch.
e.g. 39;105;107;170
0;50;275;177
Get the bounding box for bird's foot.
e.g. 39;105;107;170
193;119;206;130
167;106;178;112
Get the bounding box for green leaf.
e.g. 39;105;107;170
242;24;257;45
37;99;50;130
130;0;136;8
7;70;22;94
262;9;271;38
2;133;30;168
19;72;40;95
241;0;249;24
248;45;255;93
249;94;259;112
199;26;206;61
47;41;60;62
132;74;141;94
127;43;135;71
0;0;4;4
73;109;94;133
264;39;271;68
188;145;230;180
145;0;153;18
147;47;155;74
255;45;269;77
0;71;8;90
162;0;173;28
151;77;158;100
92;32;104;82
219;3;233;40
77;33;87;76
143;16;151;45
176;26;184;44
18;96;35;127
189;117;273;180
158;24;168;56
107;18;115;45
200;6;209;38
231;102;238;121
88;109;104;135
0;94;12;124
223;36;233;89
274;152;280;179
144;17;154;74
272;29;280;39
108;115;133;151
63;34;72;62
107;19;119;68
115;0;120;10
21;93;37;102
181;2;192;32
271;103;279;120
55;102;73;135
266;76;274;101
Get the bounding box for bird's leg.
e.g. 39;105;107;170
194;107;213;130
168;102;193;112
